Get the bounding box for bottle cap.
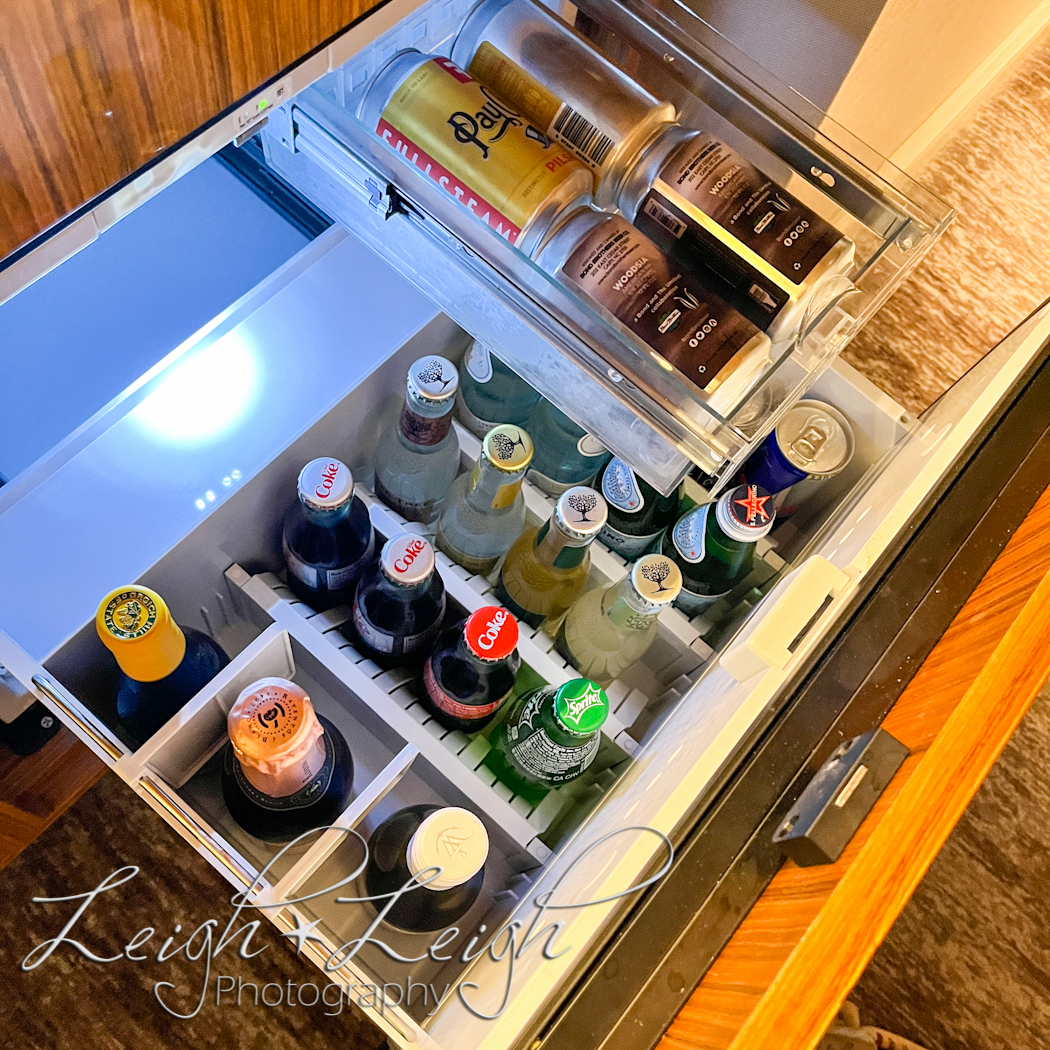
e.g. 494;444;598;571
463;606;519;662
406;807;489;891
554;486;608;540
381;533;435;586
227;677;324;777
96;587;187;682
482;424;533;474
407;356;459;403
775;400;854;478
629;554;683;606
298;458;354;510
554;678;609;736
717;484;775;542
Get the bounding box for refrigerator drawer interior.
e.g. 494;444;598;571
260;0;952;488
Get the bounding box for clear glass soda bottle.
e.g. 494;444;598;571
662;483;775;616
365;805;488;932
345;533;446;670
485;678;609;804
526;400;611;497
596;458;681;559
420;606;521;732
374;355;461;524
435;424;534;576
495;486;607;628
556;553;682;686
282;458;376;610
456;339;542;438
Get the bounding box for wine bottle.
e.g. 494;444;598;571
420;606;521;732
495;486;607;628
596;458;681;559
96;586;229;745
556;553;682;686
526;400;610;497
345;533;446;670
282;458;376;610
456;339;541;438
485;678;609;803
221;677;354;843
435;424;534;576
663;484;775;616
373;355;461;524
365;804;488;933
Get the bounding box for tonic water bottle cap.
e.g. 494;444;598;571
554;678;609;736
407;807;489;891
464;606;519;662
629;554;683;606
227;677;324;777
298;458;354;510
555;486;608;540
717;484;775;542
482;424;534;474
96;586;186;682
381;533;435;586
407;356;459;403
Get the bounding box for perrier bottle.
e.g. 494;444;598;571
484;678;609;803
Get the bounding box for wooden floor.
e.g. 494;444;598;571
660;482;1050;1050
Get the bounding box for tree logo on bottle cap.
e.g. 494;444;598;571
566;491;597;520
411;356;458;399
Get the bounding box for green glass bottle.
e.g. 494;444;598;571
662;483;775;617
596;458;681;559
456;339;542;438
485;678;609;804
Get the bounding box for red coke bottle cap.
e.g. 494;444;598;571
464;606;518;662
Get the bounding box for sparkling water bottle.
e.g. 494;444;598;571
527;400;610;497
456;339;541;438
596;458;681;559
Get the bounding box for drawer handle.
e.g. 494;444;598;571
31;673;124;761
139;775;256;890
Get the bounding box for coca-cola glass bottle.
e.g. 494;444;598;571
420;606;520;732
344;533;446;670
221;677;355;843
365;804;488;932
282;458;376;611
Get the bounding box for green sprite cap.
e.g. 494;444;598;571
554;678;609;736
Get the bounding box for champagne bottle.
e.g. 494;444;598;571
495;486;607;628
96;586;229;745
435;424;534;576
663;484;775;616
373;355;461;524
485;678;609;803
596;458;681;559
221;677;354;843
282;458;376;610
365;805;488;932
456;339;541;438
556;553;682;686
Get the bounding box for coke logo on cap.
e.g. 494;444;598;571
476;609;507;650
465;605;519;659
315;461;340;500
394;537;427;574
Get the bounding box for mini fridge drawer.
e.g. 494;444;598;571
1;219;1048;1050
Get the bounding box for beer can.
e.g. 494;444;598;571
358;51;593;257
743;399;854;496
451;0;676;205
616;124;856;343
535;206;772;416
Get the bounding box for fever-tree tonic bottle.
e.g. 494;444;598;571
373;355;461;524
435;424;534;576
96;586;230;745
345;534;446;671
663;484;775;617
526;400;611;498
221;677;354;843
282;458;376;611
365;805;488;933
496;486;607;628
557;553;682;686
485;678;609;803
597;458;681;559
456;339;542;438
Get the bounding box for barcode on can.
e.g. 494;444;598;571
553;105;615;168
643;196;687;239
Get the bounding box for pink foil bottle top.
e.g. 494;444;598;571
227;677;327;798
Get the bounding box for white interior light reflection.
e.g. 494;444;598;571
131;333;259;444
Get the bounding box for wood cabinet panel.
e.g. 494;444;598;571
0;0;381;262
